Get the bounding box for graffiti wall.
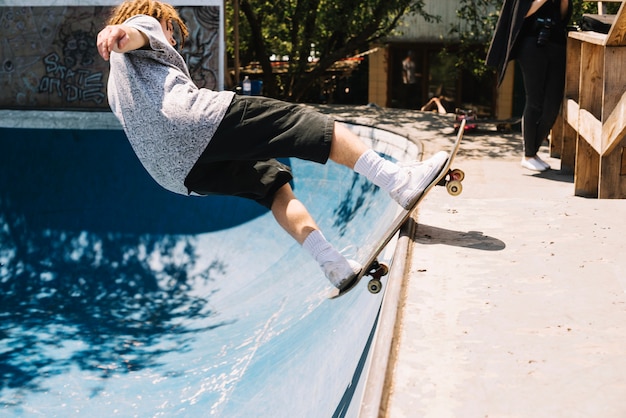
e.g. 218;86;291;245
0;5;222;110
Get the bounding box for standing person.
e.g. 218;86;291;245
96;0;448;291
486;0;573;172
401;51;419;109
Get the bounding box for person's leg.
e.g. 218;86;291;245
190;97;446;288
434;97;448;115
271;183;361;287
270;182;320;244
517;38;546;158
516;37;550;171
421;97;447;114
421;97;437;112
186;158;361;289
330;121;448;209
531;44;566;170
267;121;445;289
202;97;446;205
535;42;566;157
328;122;369;168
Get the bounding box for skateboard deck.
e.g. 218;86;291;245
454;109;520;132
329;119;465;299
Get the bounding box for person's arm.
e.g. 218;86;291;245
97;25;149;61
560;0;570;19
525;0;549;17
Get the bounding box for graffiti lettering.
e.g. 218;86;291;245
39;52;105;104
38;77;62;97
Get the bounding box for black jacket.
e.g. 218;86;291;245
486;0;573;86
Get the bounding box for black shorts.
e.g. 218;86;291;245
184;96;334;208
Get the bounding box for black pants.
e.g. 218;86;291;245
184;96;334;208
516;36;566;158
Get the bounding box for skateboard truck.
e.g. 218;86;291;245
364;260;389;294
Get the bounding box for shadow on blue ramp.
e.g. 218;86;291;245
0;123;418;417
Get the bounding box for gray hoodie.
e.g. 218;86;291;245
107;14;235;195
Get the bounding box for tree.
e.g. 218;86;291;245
447;0;502;80
571;0;621;20
230;0;437;101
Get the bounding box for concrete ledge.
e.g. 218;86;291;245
0;110;121;130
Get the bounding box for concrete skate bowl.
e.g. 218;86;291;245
0;121;418;417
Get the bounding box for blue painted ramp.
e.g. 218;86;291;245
0;122;418;417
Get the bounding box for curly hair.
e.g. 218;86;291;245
107;0;189;47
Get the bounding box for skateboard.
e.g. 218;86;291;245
454;109;477;131
329;119;465;299
454;109;520;133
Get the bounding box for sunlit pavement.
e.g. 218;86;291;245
320;106;626;418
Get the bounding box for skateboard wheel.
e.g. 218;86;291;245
450;169;465;182
446;180;462;196
368;279;382;294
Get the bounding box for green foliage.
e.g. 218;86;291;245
228;0;623;101
229;0;438;101
446;0;502;79
571;0;622;24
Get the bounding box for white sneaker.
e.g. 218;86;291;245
521;157;547;172
322;259;362;289
389;151;448;209
534;156;551;170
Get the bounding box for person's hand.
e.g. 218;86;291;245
97;25;131;61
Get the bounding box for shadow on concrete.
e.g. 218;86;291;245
528;169;575;184
414;224;506;251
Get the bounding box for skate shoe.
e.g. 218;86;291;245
533;156;551;170
521;157;547;172
323;259;362;290
390;151;448;210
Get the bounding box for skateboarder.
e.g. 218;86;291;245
487;0;572;172
97;0;447;291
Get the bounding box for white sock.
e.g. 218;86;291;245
303;230;361;287
302;230;344;265
354;149;402;192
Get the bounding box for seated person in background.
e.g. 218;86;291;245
421;96;452;115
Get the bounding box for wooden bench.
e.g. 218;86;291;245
552;1;626;198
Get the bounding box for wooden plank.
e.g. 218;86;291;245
606;1;626;45
565;98;580;127
578;108;603;153
599;144;626;198
561;99;580;173
579;43;604;119
551;111;564;158
602;89;626;155
566;1;625;198
575;135;600;197
569;30;608;45
565;38;582;102
561;118;578;174
601;47;626;118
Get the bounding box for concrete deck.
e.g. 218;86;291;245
361;109;626;418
